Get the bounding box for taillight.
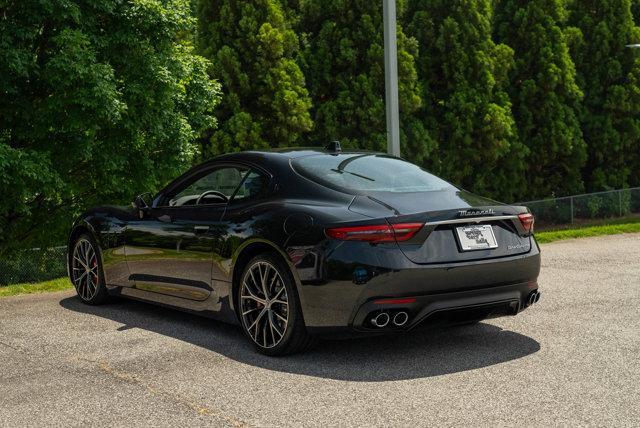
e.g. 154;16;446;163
325;223;423;243
518;213;535;234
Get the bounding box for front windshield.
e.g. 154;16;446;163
292;154;454;193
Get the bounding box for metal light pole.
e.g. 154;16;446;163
383;0;400;157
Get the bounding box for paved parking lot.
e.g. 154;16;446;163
1;234;639;427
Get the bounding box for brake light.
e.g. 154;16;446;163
326;223;423;243
518;213;535;234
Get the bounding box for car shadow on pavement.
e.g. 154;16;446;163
60;296;540;382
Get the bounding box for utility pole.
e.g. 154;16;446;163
383;0;400;157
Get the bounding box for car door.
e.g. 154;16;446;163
124;165;250;301
212;169;273;279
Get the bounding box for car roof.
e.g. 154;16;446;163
212;147;381;161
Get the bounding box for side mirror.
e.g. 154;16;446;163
132;192;153;218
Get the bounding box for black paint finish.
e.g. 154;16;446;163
68;149;541;334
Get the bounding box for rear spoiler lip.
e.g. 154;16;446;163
413;214;533;238
422;215;519;227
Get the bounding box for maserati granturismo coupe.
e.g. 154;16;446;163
68;144;541;355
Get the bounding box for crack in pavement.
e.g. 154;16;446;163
0;339;21;352
78;357;252;428
0;334;251;427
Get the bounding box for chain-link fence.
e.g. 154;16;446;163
0;246;67;286
519;187;640;231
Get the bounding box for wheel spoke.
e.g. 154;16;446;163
80;276;87;299
262;318;268;347
87;276;97;297
74;271;87;285
81;241;88;264
241;294;265;304
273;311;287;324
248;269;263;299
85;276;92;299
268;314;276;341
248;308;267;335
272;286;285;301
242;307;260;316
259;264;270;299
74;256;88;269
266;270;279;299
242;280;266;304
269;311;283;338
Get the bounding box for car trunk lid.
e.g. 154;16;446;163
349;190;533;264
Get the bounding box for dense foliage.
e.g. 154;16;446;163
495;0;587;199
197;0;312;156
0;0;220;252
568;0;640;190
406;0;524;201
2;0;640;252
296;0;433;165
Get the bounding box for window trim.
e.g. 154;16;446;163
155;161;272;208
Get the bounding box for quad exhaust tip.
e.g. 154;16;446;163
393;311;409;327
372;312;390;328
371;311;410;328
528;291;541;307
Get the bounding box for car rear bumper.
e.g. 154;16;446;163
299;241;541;330
350;280;537;332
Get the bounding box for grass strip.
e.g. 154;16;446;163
0;277;72;298
537;222;640;244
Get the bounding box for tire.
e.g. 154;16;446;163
236;253;315;356
69;234;110;305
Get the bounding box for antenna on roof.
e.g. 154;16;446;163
325;140;342;153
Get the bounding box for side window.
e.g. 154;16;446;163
232;170;267;202
168;167;248;207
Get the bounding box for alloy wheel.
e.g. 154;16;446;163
240;261;289;349
72;238;100;301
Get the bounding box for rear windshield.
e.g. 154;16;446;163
292;154;454;193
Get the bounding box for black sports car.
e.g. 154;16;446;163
67;145;541;355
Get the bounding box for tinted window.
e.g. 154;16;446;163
292;154;453;193
168;167;249;206
232;171;267;201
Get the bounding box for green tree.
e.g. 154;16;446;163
568;0;640;190
632;0;640;23
197;0;313;156
406;0;524;201
297;0;434;165
0;0;220;252
495;0;586;199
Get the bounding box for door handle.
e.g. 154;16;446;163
194;225;210;233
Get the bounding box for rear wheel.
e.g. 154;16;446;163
237;253;314;356
70;234;109;305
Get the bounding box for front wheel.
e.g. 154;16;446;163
70;234;109;305
237;253;314;356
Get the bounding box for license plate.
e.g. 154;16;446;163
455;225;498;251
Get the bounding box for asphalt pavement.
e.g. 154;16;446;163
1;234;639;427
